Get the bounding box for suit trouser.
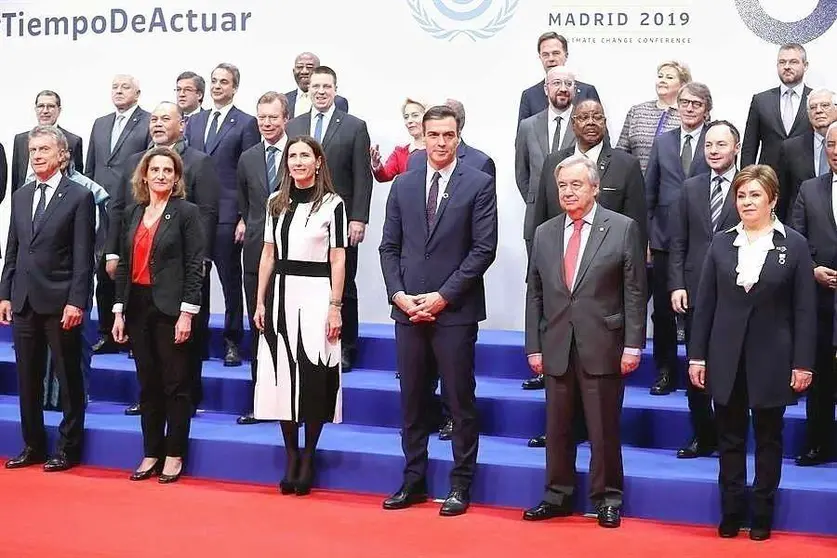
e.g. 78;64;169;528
714;365;784;520
341;245;359;359
243;271;260;410
212;224;244;345
13;301;85;458
682;311;716;444
127;286;193;458
43;310;94;409
396;322;478;489
650;250;678;374
805;305;836;452
95;257;116;338
544;339;624;508
190;264;211;408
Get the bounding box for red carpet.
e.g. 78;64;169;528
0;467;834;557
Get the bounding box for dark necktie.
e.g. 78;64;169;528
551;116;562;153
314;112;324;143
266;145;279;193
33;183;47;232
426;171;441;227
205;110;221;148
710;176;724;231
681;134;693;175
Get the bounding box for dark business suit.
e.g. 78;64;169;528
531;144;646;245
114;199;205;457
0;142;6;218
285;89;349;116
691;225;815;521
185;106;260;348
107;141;220;406
777;131;817;220
646;126;710;380
237;141;284;399
668;171;738;444
526;206;646;508
790;173;837;457
10;127;83;194
741;86;812;180
0;176;95;461
379;162;497;490
85;106;152;341
408;141;496;179
518;79;600;122
286;109;373;361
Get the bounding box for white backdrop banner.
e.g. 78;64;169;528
0;0;835;330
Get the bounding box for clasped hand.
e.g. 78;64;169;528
395;292;447;323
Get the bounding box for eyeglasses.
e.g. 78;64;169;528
548;79;575;89
678;99;705;109
809;102;834;111
257;115;284;123
36;103;58;111
174;87;198;94
571;114;605;124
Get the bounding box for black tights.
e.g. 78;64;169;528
279;420;324;481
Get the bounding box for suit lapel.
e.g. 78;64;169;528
190;111;208;152
255;144;269;194
716;179;738;232
690;128;708;176
573;208;610;289
554;219;569;293
20;183;36;242
597;145;613;182
151;201;175;258
208;109;237;154
769;88;786;136
32;177;71;241
819;174;837;232
427;166;460;241
322;111;344;147
533;111;549;157
126;206;142;268
108;111;142;162
801;132;816;178
790;87;811;135
750;231;786;296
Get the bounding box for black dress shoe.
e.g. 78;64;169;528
650;370;675;395
383;483;428;510
129;460;163;481
521;374;545;390
439;488;470;516
159;463;184;484
718;515;742;538
749;516;772;541
597;505;621;528
438;419;453;441
92;336;119;354
5;447;47;469
44;454;78;472
676;438;716;459
237;413;260;425
523;501;573;521
223;342;242;367
795;447;834;466
528;434;546;448
124;403;141;416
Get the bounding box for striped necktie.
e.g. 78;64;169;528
710;176;724;231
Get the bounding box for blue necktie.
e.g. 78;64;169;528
818;138;829;176
266;146;279;193
314;112;324;143
33;183;47;232
205;111;220;149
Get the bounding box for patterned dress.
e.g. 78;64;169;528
616;99;681;174
254;187;347;423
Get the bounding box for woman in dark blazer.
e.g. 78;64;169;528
111;146;205;484
689;165;815;541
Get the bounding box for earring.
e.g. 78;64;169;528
316;167;320;175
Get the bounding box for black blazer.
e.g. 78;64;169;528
789;173;837;312
668;172;739;298
690;225;816;408
10;127;83;195
531;143;646;246
85;107;152;196
777;131;816;221
237;141;285;273
0;143;6;210
0;175;95;314
286;110;373;223
285;89;349;115
114;198;205;318
645;126;710;251
518;79;600;122
105;142;219;258
741;86;812;171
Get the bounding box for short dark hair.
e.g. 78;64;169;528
779;43;807;62
422;105;461;133
213;63;240;88
705;120;741;144
34;90;61;107
257;91;290;119
176;71;205;103
312;65;338;85
537;32;568;54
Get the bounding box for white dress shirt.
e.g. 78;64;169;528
573;141;604;162
204;102;234;143
309;104;336;138
294;88;312;117
779;82;805;123
547;105;572;151
831;175;837;231
31;170;62;218
731;219;786;292
426;159;456;209
709;165;736;201
264;134;288;174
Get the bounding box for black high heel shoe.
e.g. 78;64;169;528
295;455;315;496
158;458;184;484
129;459;163;481
280;452;300;495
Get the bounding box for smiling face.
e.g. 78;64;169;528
287;140;320;186
210;68;237;106
677;89;708;131
149;103;183;146
655;65;683;101
257;99;288;144
35;94;61;126
423;116;459;170
293;53;319;92
403;103;425;139
309;71;336;112
145;154;178;196
704;124;739;173
28;133;62;180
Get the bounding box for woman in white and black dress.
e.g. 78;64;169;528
253;135;347;496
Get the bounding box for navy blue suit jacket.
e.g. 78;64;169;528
0;175;95;314
645;126;710;251
285;90;349;115
379;163;497;326
407;141;495;179
518;79;600;122
185;106;260;224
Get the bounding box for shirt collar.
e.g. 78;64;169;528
548;104;572;121
780;82;805;97
574;141;603;163
36;169;62;188
565;202;598;228
212;102;235;123
815;131;826;143
681;123;703;142
116;104;139;120
729;218;786;241
297;87;309;98
313;103;336;120
263;134;287;152
186;107;203;118
710;165;737;184
427;158;457;182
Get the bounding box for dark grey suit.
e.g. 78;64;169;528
526;205;646;508
777;131;817;221
741;86;812;173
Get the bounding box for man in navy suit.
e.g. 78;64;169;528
668;120;742;460
285;52;349;117
380;105;497;517
518;32;600;122
185;62;260;366
645;82;712;404
0;126;95;472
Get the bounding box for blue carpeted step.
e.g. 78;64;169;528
0;394;834;535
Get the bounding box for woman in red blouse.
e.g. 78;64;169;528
111;147;205;484
370;97;427;182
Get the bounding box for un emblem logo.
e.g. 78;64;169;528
407;0;519;41
735;0;837;44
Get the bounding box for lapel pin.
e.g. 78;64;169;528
442;193;449;199
779;253;786;265
58;193;63;198
599;227;604;231
165;214;171;220
777;245;786;252
230;118;236;124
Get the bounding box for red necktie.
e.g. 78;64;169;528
564;219;584;289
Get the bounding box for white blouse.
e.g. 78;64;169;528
730;219;786;292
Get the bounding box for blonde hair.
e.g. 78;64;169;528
401;97;427;114
657;60;692;85
131;146;186;204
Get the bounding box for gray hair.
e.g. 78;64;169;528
808;88;837;107
444;98;466;132
826;121;837;141
555;154;600;187
678;82;713;114
28;125;68;152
